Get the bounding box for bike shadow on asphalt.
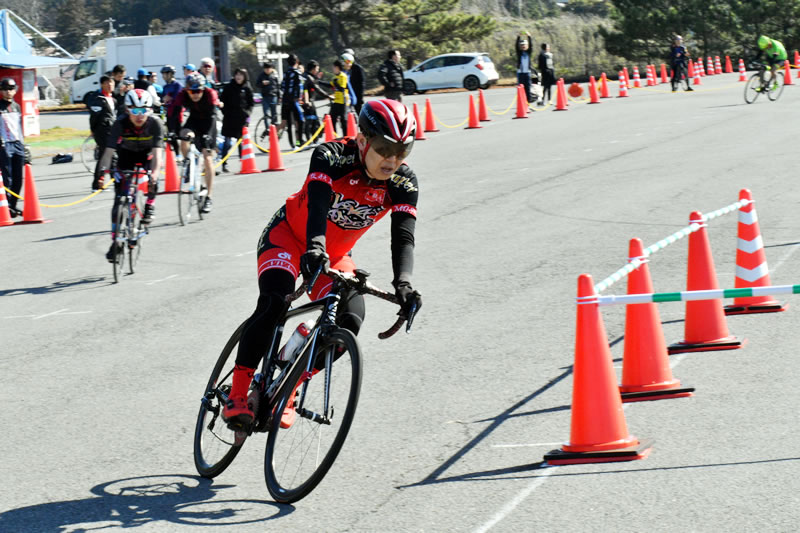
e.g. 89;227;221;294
0;275;110;297
0;474;293;530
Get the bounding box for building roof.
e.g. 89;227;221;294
0;9;77;69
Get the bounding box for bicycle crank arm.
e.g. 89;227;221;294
298;408;331;425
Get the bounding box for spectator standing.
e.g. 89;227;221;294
111;64;127;110
88;75;117;190
537;43;555;106
148;72;163;97
515;33;534;103
220;68;254;173
183;63;197;81
378;49;404;102
329;59;350;135
133;68;161;112
0;78;24;217
303;60;332;143
278;54;304;149
670;35;693;92
160;65;183;150
342;48;367;115
256;62;280;130
199;58;218;89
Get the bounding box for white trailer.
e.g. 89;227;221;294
70;33;229;104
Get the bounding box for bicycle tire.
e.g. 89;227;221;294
768;72;785;101
194;320;249;478
112;199;128;283
744;73;762;104
178;160;194;226
128;190;144;274
264;327;362;504
81;135;97;174
252;117;269;153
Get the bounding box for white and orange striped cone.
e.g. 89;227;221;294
738;58;747;81
698;58;705;76
646;65;655;86
692;60;702;85
238;126;261;174
706;57;714;75
632;66;641;88
714;56;722;74
725;189;787;315
618;72;629;97
0;173;14;227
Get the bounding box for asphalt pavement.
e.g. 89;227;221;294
3;75;800;532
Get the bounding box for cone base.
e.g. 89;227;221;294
620;386;695;403
265;168;287;172
465;125;483;129
15;219;52;225
1;220;14;227
512;116;529;119
424;128;440;132
238;169;262;175
724;302;788;315
668;337;743;354
544;439;653;465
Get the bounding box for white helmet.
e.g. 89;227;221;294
341;52;354;64
125;88;154;108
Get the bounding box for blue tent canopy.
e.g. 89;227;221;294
0;9;77;69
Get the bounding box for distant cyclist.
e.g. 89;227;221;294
754;35;787;82
98;89;164;261
669;35;693;92
173;73;222;214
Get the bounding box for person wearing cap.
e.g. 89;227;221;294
342;49;366;114
256;62;280;130
515;32;534;103
183;64;197;79
134;68;162;113
0;77;24;217
160;65;183;147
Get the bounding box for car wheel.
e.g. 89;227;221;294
463;76;480;91
403;80;417;95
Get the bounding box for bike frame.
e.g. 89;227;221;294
113;169;148;246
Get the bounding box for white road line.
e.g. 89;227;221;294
144;274;179;285
32;308;70;320
771;243;799;273
473;468;556;533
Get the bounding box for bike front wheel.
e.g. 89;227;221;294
768;71;785;101
178;162;195;226
194;321;249;478
112;200;128;283
128;191;144;274
744;73;763;104
264;327;362;504
252;117;270;153
81;135;97;174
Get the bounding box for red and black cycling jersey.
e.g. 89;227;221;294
174;88;220;122
284;138;419;259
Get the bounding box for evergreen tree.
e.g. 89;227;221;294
52;0;95;53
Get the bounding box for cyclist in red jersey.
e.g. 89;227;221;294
222;98;423;426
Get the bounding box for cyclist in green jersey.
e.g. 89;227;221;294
755;35;787;69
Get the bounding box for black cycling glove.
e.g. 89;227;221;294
300;248;330;282
394;281;422;318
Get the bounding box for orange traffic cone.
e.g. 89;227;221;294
623;67;631;88
660;63;669;83
645;65;655;86
424;98;439;132
465;94;482;129
783;60;794;85
238;126;262;174
725;189;787;315
692;60;702;85
588;76;600;103
18;164;50;224
162;144;180;193
513;84;529;119
265;125;286;172
714;56;722;74
725;55;733;73
412;103;427;141
632;66;641;87
620;238;695;402
707;57;714;75
346;112;357;138
0;176;14;227
617;72;629;97
668;212;743;354
554;78;567;110
697;58;705;76
795;50;800;68
477;89;490;122
543;274;652;465
323;114;336;142
599;72;610;98
738;59;747;81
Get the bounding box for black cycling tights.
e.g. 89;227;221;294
111;176;158;228
235;268;365;369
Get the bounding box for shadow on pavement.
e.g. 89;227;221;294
36;230;108;242
0;474;292;531
0;275;109;296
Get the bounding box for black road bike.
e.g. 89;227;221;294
193;267;418;503
110;169;149;283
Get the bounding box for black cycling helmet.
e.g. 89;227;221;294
185;73;206;91
358;99;416;159
160;64;176;74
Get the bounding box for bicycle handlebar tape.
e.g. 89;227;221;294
238;126;262;174
543;274;652;465
513;84;528;119
554;79;567;111
346;112;357;139
163;144;180;193
18;164;49;224
784;60;794;86
588;76;600;104
617;72;629;98
323;114;336;143
412;103;427;141
668;211;743;354
725;189;788;315
465;94;482;129
265;125;286;172
0;176;15;227
620;238;695;403
477;89;490;122
738;59;747;82
423;98;440;132
600;72;610;98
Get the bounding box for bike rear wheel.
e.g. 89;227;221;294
264;328;362;504
112;200;128;283
194;321;249;478
81;135;97;174
252;117;269;153
744;73;763;104
178;161;195;226
128;190;144;274
768;71;785;101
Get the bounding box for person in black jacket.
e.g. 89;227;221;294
537;43;556;106
0;78;25;217
277;54;305;149
377;49;404;102
342;49;366;113
88;76;117;190
255;62;280;129
220;68;254;173
303;60;332;144
515;33;534;103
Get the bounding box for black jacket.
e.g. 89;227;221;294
88;91;116;145
255;71;280;98
349;62;366;97
220;80;254;138
377;59;404;91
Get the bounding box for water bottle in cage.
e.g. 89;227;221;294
278;319;315;364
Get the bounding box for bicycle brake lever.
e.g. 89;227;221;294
306;264;324;295
405;302;418;333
